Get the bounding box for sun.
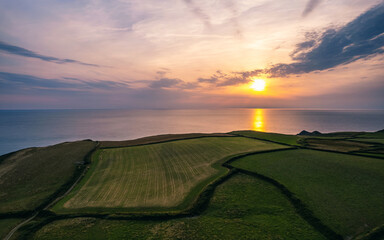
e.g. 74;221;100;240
250;79;266;91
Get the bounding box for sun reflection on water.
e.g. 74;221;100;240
253;109;264;132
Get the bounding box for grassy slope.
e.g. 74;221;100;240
55;137;286;213
231;149;384;237
357;131;384;139
303;138;374;152
0;140;97;213
352;138;384;145
0;218;23;239
99;133;232;148
230;130;301;145
34;174;326;240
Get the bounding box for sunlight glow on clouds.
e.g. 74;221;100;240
0;0;383;109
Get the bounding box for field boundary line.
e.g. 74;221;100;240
299;146;384;160
100;134;236;149
232;168;343;240
17;147;291;238
231;131;384;160
2;142;100;240
354;224;384;240
229;132;295;147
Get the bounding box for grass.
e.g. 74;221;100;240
0;218;24;239
356;152;384;158
231;149;384;238
302;138;374;152
230;130;301;145
33;174;326;240
54;137;286;213
356;131;384;139
352;138;384;145
0;140;97;214
99;133;232;148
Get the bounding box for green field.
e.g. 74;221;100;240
352;138;384;145
34;174;326;240
0;218;23;239
230;130;301;145
99;133;232;148
55;137;286;213
231;149;384;238
356;131;384;139
0;140;97;213
302;138;374;152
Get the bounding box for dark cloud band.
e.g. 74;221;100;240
200;3;384;86
0;41;100;67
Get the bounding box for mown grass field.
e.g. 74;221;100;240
230;130;301;145
0;140;97;213
34;174;326;240
231;149;384;238
99;133;233;148
55;137;286;213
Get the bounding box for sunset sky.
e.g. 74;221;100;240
0;0;383;109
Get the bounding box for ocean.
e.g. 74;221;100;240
0;108;383;155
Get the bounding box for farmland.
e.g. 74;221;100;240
0;219;23;239
56;137;286;212
231;130;301;145
231;149;384;238
2;130;384;240
0;140;97;213
99;133;233;148
34;174;326;240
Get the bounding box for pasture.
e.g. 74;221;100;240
231;149;384;238
34;174;326;240
55;137;286;212
302;138;374;152
0;218;23;239
0;140;97;213
230;130;301;145
99;133;232;148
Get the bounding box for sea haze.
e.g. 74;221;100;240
0;108;383;155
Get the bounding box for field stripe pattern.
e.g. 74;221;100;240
63;137;285;209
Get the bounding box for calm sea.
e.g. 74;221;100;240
0;108;383;155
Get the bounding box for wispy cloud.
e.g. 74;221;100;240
302;0;323;17
268;2;384;76
201;3;384;86
222;0;243;38
0;72;127;92
149;78;198;89
0;41;101;67
182;0;212;29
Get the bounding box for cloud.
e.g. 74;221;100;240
0;72;128;92
0;41;101;67
209;3;384;82
163;3;384;90
268;3;384;76
197;69;263;87
302;0;322;17
221;0;243;38
198;77;218;84
149;78;198;89
149;78;182;88
182;0;212;29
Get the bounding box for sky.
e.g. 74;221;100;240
0;0;383;109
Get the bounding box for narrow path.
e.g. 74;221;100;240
4;213;38;240
3;143;99;240
2;168;89;240
5;135;353;240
